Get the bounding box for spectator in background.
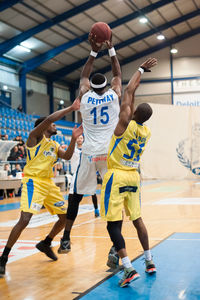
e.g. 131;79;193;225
2;134;8;141
17;105;23;113
4;164;14;197
7;145;19;161
11;163;22;177
18;136;25;146
4;164;12;177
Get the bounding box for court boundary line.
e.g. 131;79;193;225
72;232;174;299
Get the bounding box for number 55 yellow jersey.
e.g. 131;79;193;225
107;120;151;171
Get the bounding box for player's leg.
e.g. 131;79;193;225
91;194;99;217
36;180;68;260
107;220;122;269
0;211;32;276
125;171;156;273
58;193;83;253
107;221;140;287
101;170;140;287
58;154;97;253
133;217;156;273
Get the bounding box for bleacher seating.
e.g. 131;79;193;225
0;106;75;145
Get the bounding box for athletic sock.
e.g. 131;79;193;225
63;230;70;241
121;256;132;269
144;250;152;261
2;246;11;257
43;236;53;246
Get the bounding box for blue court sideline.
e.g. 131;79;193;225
77;233;200;300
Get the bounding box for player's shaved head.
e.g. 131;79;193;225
134;103;153;124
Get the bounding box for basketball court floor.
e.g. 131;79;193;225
0;179;200;300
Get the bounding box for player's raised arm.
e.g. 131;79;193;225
27;98;80;147
58;124;83;160
79;35;102;99
106;38;122;98
114;58;157;136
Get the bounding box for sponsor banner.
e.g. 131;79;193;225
174;93;200;106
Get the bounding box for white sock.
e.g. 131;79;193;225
121;256;132;269
144;250;152;261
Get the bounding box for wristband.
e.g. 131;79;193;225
138;67;144;74
90;50;98;57
108;47;116;57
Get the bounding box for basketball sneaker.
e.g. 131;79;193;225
94;208;100;217
145;259;156;273
0;255;8;277
57;239;71;254
107;246;119;269
119;267;140;288
36;241;57;261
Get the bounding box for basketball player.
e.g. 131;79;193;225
58;35;122;253
100;58;157;287
70;134;100;217
0;100;83;276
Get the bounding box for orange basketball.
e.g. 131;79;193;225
90;22;112;43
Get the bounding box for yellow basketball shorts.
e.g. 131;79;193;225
20;177;67;215
100;169;141;221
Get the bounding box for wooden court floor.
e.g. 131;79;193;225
0;179;200;300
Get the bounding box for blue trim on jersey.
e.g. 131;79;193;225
74;152;82;194
34;144;41;157
109;137;123;156
27;149;31;160
26;179;34;208
104;173;114;215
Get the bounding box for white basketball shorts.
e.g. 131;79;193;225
69;153;107;195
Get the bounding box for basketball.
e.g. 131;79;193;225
90;22;112;43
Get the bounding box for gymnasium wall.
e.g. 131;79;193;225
141;103;200;180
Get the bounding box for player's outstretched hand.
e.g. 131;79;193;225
140;58;157;72
71;97;80;111
88;33;102;52
72;124;83;140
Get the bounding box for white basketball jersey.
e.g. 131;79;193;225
80;88;119;155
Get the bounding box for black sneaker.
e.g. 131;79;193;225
36;241;58;261
0;255;8;277
57;239;71;254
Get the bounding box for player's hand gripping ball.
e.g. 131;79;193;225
90;22;112;44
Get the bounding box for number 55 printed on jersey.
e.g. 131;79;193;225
123;139;145;162
90;106;109;125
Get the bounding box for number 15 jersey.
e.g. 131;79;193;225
80;89;120;155
107;120;151;171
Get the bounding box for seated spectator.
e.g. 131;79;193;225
2;134;8;141
4;164;14;197
11;163;22;177
17;104;23;112
7;146;19;161
18;136;25;146
4;164;12;177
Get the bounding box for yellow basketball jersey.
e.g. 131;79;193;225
24;136;60;178
107;120;151;171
